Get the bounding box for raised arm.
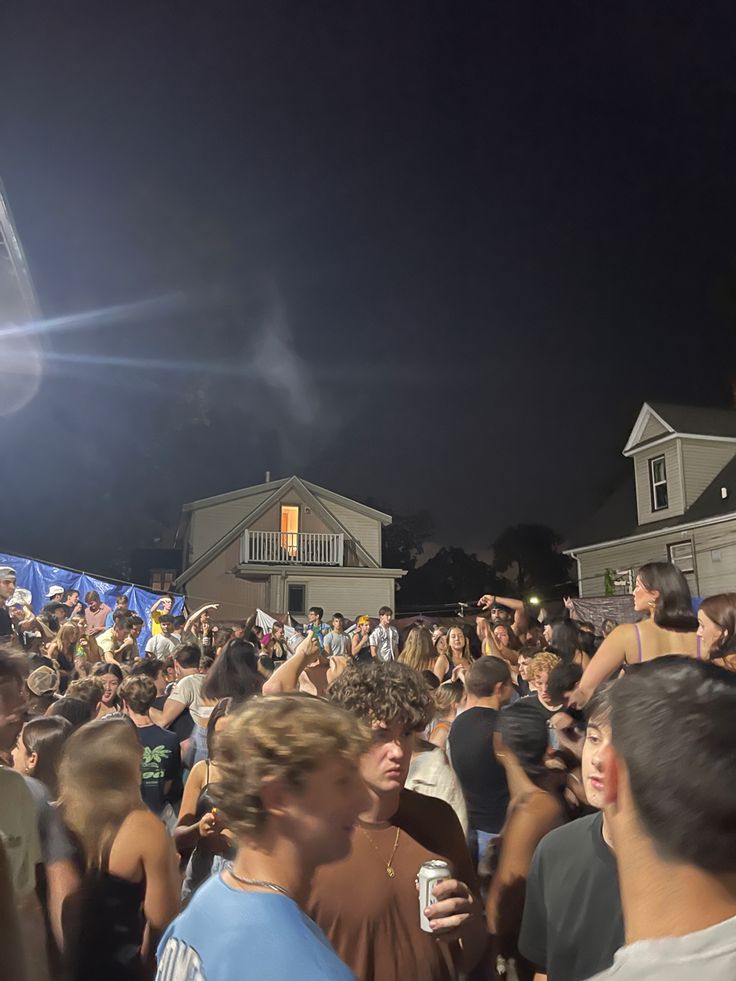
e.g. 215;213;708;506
183;603;219;634
569;623;633;707
262;635;318;694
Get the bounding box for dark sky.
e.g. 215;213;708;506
3;2;736;576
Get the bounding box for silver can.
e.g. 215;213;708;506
417;860;451;932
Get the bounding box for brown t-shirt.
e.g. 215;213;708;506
307;788;480;981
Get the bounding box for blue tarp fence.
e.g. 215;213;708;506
0;551;184;651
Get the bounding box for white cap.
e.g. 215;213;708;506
46;585;64;598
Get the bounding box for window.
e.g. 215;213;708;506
649;455;668;511
151;569;176;592
280;505;300;557
667;541;697;592
287;583;306;614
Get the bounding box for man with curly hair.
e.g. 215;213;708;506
308;661;487;981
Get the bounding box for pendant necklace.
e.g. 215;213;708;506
360;825;401;878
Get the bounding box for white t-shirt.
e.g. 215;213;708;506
369;625;398;662
0;768;42;897
168;673;210;727
146;634;178;660
588;914;736;980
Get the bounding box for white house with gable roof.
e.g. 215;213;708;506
174;476;405;620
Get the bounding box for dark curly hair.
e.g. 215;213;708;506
327;661;433;731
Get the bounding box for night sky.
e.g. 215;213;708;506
3;3;736;577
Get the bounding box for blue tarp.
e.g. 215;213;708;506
0;551;184;651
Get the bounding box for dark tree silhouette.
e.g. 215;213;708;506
397;547;510;610
491;523;575;598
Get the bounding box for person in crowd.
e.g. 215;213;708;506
264;633;348;697
0;836;27;981
369;605;399;661
149;594;175;636
485;700;571;980
544;617;590;667
0;565;18;638
571;562;699;706
305;605;329;650
202;638;262;704
145;614;178;660
183;603;218;650
697;592;736;671
269;621;289;664
475;612;494;655
105;593;130;628
150;643;215;766
62;588;83;619
96;613;136;664
12;716;71;799
518;685;623;981
175;698;236;904
407;721;469;835
26;665;60;716
324;612;351;658
84;590;113;638
601;617;618;638
130;657;169;698
309;660;486;981
478;593;528;640
427;679;465;751
399;625;450;683
171;615;185;643
72;616;100;674
38;601;68;639
46;622;80;692
48;695;95;729
120;675;181;819
59;716;179;980
92;661;124;718
515;647;538;697
352;614;373;663
12;716;79;963
448;657;513;869
524;651;564;722
548;661;583;710
491;622;520;667
0;648;49;977
157;694;368;981
587;657;736;979
66;677;104;718
433;625;450;660
446;624;474;673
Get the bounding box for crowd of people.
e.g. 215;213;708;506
0;561;736;980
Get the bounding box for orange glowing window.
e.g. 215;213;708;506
280;505;300;555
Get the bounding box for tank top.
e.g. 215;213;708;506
632;623;702;662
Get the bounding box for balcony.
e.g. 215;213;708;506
240;530;344;566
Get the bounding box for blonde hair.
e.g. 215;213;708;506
446;625;472;666
527;651;562;683
433;680;465;718
210;694;368;838
398;627;436;673
58;717;142;868
53;622;79;656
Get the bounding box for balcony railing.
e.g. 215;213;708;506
240;530;344;565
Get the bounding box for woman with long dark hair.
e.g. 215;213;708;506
571;562;699;706
543;618;589;668
202;639;263;704
92;662;125;718
697;593;736;670
12;717;72;799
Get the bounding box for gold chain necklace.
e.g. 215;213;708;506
359;825;401;878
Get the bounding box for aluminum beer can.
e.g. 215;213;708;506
417;860;451;932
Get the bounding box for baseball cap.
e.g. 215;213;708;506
356;615;370;626
27;666;60;696
46;585;65;598
0;566;17;580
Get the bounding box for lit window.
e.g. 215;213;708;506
649;456;668;511
280;506;300;557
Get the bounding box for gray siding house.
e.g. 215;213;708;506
566;403;736;598
175;476;405;620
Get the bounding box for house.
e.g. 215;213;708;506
174;476;405;620
566;402;736;598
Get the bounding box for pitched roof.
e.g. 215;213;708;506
567;455;736;551
175;475;384;586
647;402;736;440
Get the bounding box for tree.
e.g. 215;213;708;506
379;510;435;571
491;524;575;599
397;547;510;611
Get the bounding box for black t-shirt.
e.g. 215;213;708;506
447;706;509;833
0;606;14;639
521;692;563;723
136;724;181;816
518;812;624;981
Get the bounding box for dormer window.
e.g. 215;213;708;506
649;455;668;511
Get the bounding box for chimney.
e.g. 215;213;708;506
265;470;271;483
